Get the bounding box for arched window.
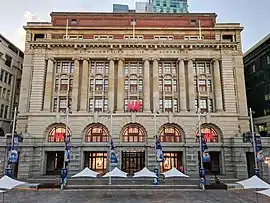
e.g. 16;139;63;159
196;125;218;143
85;124;108;142
122;124;145;142
48;125;71;142
159;124;182;142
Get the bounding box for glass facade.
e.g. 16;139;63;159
150;0;188;13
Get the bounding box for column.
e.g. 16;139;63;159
152;59;159;112
187;59;195;112
79;58;89;112
213;59;223;112
178;59;187;111
71;58;80;112
117;59;124;112
43;58;55;112
143;59;151;112
108;58;115;112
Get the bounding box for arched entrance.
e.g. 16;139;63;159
121;123;146;174
46;124;71;175
84;124;109;174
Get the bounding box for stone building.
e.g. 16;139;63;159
0;34;23;136
1;12;270;180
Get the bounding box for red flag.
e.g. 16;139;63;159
135;100;141;112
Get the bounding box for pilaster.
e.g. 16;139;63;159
117;58;125;112
43;58;55;112
152;59;159;112
79;58;89;112
178;58;187;112
213;59;223;112
108;58;115;112
143;59;151;112
71;58;80;112
187;59;195;112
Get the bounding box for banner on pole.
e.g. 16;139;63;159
64;133;71;166
201;136;210;163
155;135;164;162
110;138;117;164
255;135;264;162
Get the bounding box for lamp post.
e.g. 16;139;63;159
250;108;259;177
108;109;113;185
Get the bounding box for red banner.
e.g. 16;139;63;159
127;100;141;112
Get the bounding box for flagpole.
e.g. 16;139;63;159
250;108;259;176
199;20;202;40
197;74;205;190
131;20;136;39
109;109;113;185
65;19;68;39
154;108;157;168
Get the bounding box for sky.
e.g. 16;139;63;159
0;0;269;52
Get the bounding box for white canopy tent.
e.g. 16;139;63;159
257;189;270;198
162;167;189;178
0;175;26;190
133;167;157;178
72;167;99;178
236;175;270;189
103;167;128;178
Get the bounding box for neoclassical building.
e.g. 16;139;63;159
1;12;269;180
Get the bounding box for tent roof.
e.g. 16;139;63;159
103;167;128;178
133;167;157;178
257;189;270;197
162;167;189;178
0;176;26;190
72;167;99;178
236;175;270;189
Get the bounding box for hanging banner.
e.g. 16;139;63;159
64;134;71;166
110;138;117;164
156;135;164;162
255;135;264;162
201;136;210;163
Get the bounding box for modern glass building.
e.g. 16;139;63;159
113;4;130;13
149;0;188;13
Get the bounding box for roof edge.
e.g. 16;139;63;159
244;33;270;58
0;33;24;54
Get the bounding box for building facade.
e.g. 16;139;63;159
1;12;270;181
244;34;270;138
149;0;188;13
0;34;23;137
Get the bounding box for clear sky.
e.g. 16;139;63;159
0;0;269;52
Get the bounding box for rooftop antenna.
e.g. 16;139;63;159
65;19;69;40
199;20;202;40
131;19;136;39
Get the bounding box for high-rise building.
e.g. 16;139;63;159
136;2;150;13
3;11;269;181
0;34;23;137
244;34;270;137
113;4;130;13
149;0;188;13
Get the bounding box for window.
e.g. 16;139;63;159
252;64;256;73
160;152;183;173
4;72;8;83
159;125;182;142
5;55;12;67
86;152;107;174
60;79;68;91
196;126;218;143
267;55;270;65
8;74;12;85
6;90;10;101
56;62;74;74
71;19;77;25
53;98;57;112
190;20;197;26
154;36;174;40
0;105;4;118
124;35;144;40
4;106;8;119
94;35;113;40
85;124;108;142
222;34;233;42
33;34;45;41
2;88;6;99
122;125;145;142
0;70;4;81
55;79;59;92
48;126;71;142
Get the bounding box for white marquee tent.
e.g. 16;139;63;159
103;167;128;178
236;175;270;189
162;167;189;178
257;189;270;198
133;167;157;178
72;167;99;178
0;175;26;190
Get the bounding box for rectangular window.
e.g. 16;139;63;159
0;87;2;97
0;70;4;81
56;63;61;73
89;98;94;112
2;88;6;99
53;98;57;112
6;90;10;101
207;80;212;92
4;72;8;83
62;62;70;73
71;19;77;25
5;55;12;67
59;98;67;113
4;106;8;119
164;99;173;112
8;74;12;85
60;79;68;91
95;99;103;112
267;55;270;65
69;79;73;91
0;105;4;118
55;79;59;92
174;99;178;112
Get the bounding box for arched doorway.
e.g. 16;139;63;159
46;124;71;175
196;124;221;175
121;123;146;174
84;124;109;174
158;124;184;173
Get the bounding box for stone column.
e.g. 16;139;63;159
117;59;124;112
152;59;159;112
178;59;187;111
43;58;55;112
79;58;89;112
71;58;80;112
108;58;115;112
143;59;151;112
213;59;223;112
187;59;195;112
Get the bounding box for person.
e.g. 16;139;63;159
215;174;220;184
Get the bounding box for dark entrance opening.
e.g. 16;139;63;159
46;151;64;175
198;151;221;175
246;152;255;178
84;152;107;174
121;151;145;174
161;152;183;173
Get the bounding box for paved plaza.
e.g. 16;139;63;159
1;189;269;203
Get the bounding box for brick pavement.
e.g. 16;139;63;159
1;189;269;203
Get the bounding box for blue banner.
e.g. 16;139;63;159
255;135;264;162
110;138;117;164
201;136;210;163
64;134;71;166
156;135;164;162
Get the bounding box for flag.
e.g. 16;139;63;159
255;135;264;162
64;134;71;166
155;135;164;162
201;136;210;163
110;138;117;164
127;100;141;112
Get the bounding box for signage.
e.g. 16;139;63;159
255;136;264;162
201;136;210;163
155;136;164;162
9;150;18;163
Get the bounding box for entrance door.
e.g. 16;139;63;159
198;151;221;175
246;152;255;178
121;151;145;174
46;151;64;175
